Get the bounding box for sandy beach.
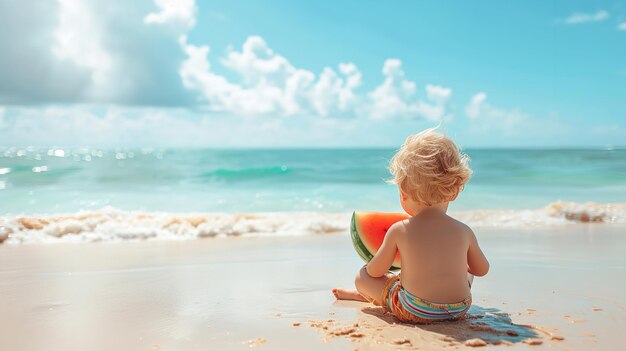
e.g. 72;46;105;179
1;223;624;350
2;0;625;349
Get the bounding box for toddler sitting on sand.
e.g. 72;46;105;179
333;129;489;323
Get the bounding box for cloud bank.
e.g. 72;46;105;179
0;0;450;121
1;1;621;147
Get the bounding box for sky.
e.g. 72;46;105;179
0;0;624;148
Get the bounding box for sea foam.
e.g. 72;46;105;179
1;201;625;244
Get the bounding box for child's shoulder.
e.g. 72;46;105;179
445;214;473;230
441;214;474;235
385;219;410;240
388;219;409;233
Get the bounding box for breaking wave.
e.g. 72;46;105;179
1;201;624;244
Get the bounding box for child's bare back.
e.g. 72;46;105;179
333;128;489;324
388;208;485;303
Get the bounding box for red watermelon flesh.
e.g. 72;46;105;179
350;211;409;270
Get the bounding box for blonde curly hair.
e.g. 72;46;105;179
388;128;472;206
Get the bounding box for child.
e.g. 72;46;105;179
333;128;489;323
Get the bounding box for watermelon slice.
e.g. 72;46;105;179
350;211;409;271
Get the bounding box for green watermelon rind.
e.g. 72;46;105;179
350;212;373;263
350;211;401;271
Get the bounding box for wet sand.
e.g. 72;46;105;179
1;224;625;350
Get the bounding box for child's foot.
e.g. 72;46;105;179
332;288;368;302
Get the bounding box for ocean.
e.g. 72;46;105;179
1;147;625;243
2;147;625;214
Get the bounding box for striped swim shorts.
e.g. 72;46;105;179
381;275;471;324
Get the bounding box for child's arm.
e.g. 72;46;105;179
467;228;489;276
366;222;401;277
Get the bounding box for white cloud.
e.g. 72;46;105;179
618;22;626;31
367;59;416;119
426;84;452;105
464;92;530;134
563;10;609;24
144;0;197;28
53;0;117;101
310;63;363;116
0;0;83;103
180;36;316;116
465;92;487;119
0;0;194;105
217;35;364;117
181;36;448;120
221;36;295;85
367;60;451;120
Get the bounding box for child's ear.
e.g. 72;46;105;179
400;190;410;201
449;185;463;202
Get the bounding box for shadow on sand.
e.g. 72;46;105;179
361;304;542;346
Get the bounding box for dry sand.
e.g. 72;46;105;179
1;224;625;350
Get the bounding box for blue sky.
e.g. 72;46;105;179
0;0;624;147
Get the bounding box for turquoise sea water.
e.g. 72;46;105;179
1;148;625;215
